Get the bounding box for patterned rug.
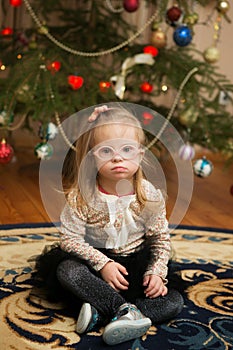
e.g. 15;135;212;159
0;224;232;350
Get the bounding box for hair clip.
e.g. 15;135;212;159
88;105;109;122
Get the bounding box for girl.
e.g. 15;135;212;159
36;104;184;346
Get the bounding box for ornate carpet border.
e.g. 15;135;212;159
0;222;233;232
0;224;232;245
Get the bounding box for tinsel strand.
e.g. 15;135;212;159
105;0;124;13
54;112;76;151
0;114;27;131
23;0;158;57
147;67;199;149
53;67;199;152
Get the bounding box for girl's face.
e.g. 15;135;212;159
92;124;144;186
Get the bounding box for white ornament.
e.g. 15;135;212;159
0;111;7;125
218;90;232;106
47;122;58;140
179;144;195;160
193;157;213;178
35;142;53;160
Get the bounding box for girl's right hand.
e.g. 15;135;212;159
100;261;129;292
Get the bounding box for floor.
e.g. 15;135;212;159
0;130;233;229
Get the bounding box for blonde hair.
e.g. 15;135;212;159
62;106;148;207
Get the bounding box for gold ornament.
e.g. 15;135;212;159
203;46;220;63
183;12;199;25
178;106;199;127
151;28;167;49
217;0;230;14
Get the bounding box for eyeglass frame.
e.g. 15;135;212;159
92;143;144;161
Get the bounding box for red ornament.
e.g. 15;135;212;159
143;45;159;57
68;75;84;90
10;0;22;6
1;27;13;36
99;81;111;92
142;112;154;125
47;61;61;72
140;82;153;93
0;139;14;164
123;0;139;12
166;6;182;23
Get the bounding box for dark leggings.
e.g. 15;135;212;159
56;258;184;325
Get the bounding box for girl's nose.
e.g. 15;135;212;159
112;153;123;162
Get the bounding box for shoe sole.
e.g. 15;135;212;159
103;318;152;345
76;303;92;334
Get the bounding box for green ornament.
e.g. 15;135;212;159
34;142;53;160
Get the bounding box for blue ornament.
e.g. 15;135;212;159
173;25;192;46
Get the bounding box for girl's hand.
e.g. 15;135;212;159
143;274;168;298
100;261;129;292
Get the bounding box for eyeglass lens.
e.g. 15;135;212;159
96;145;139;160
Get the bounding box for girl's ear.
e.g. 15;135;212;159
140;148;145;156
140;148;145;157
138;148;145;163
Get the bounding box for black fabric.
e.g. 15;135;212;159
136;288;184;324
98;243;152;302
56;257;184;324
33;245;72;302
34;243;152;303
34;242;184;305
56;258;125;319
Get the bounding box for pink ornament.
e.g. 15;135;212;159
123;0;139;12
178;144;195;160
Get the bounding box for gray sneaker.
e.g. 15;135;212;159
76;303;100;334
102;303;151;345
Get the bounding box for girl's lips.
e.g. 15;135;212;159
111;166;127;171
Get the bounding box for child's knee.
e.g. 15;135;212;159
56;259;85;283
168;289;184;316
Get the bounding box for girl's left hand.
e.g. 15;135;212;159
143;274;168;298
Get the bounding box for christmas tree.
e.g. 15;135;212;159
0;0;233;165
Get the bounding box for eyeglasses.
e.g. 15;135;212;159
93;144;142;161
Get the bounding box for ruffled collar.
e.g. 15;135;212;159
97;186;137;249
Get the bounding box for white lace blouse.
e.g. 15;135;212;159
59;180;171;281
